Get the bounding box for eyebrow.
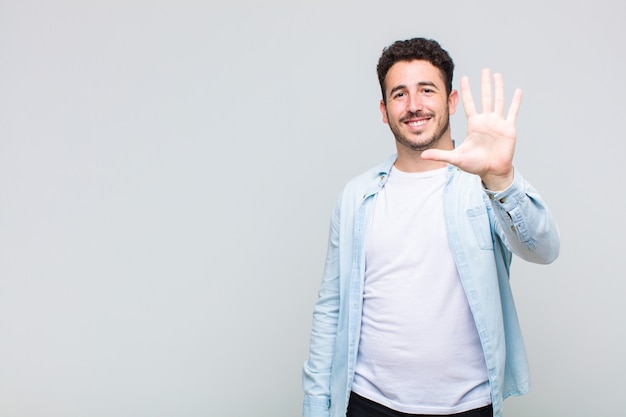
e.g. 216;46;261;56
388;81;438;96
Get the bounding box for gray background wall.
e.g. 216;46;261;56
1;1;624;416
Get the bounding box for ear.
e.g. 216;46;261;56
448;89;459;115
379;99;389;124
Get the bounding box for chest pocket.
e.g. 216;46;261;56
466;204;494;250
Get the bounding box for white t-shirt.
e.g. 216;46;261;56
352;166;491;415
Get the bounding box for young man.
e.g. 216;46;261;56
302;38;560;417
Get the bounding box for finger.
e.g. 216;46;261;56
421;148;457;165
493;73;505;116
460;76;477;117
480;68;493;113
506;88;523;123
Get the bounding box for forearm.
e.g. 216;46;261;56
486;169;560;264
302;271;339;417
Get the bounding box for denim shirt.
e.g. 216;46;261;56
302;154;560;417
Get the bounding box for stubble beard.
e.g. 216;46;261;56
389;110;450;152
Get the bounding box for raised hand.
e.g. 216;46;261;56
421;68;522;190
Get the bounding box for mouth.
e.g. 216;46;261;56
403;117;430;130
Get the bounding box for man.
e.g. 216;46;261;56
302;37;560;417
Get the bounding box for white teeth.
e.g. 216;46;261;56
408;120;427;127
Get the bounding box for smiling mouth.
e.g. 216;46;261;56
406;119;428;127
403;117;430;129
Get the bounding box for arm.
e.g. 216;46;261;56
302;200;341;417
423;69;559;263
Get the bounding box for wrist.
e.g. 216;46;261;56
481;169;514;192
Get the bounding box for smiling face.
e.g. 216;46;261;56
380;59;458;154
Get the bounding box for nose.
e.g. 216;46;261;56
407;93;423;113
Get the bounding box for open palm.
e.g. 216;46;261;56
422;69;522;190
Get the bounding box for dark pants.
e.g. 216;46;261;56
347;392;493;417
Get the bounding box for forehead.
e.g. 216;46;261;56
384;59;445;91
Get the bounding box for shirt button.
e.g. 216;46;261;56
499;197;506;203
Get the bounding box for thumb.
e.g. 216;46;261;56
421;148;455;163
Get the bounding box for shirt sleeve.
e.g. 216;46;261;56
302;198;342;417
483;168;560;264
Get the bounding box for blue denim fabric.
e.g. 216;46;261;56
302;154;560;417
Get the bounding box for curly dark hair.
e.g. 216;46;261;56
377;38;454;103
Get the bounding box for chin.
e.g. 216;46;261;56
407;137;439;152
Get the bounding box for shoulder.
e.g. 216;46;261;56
340;154;396;200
